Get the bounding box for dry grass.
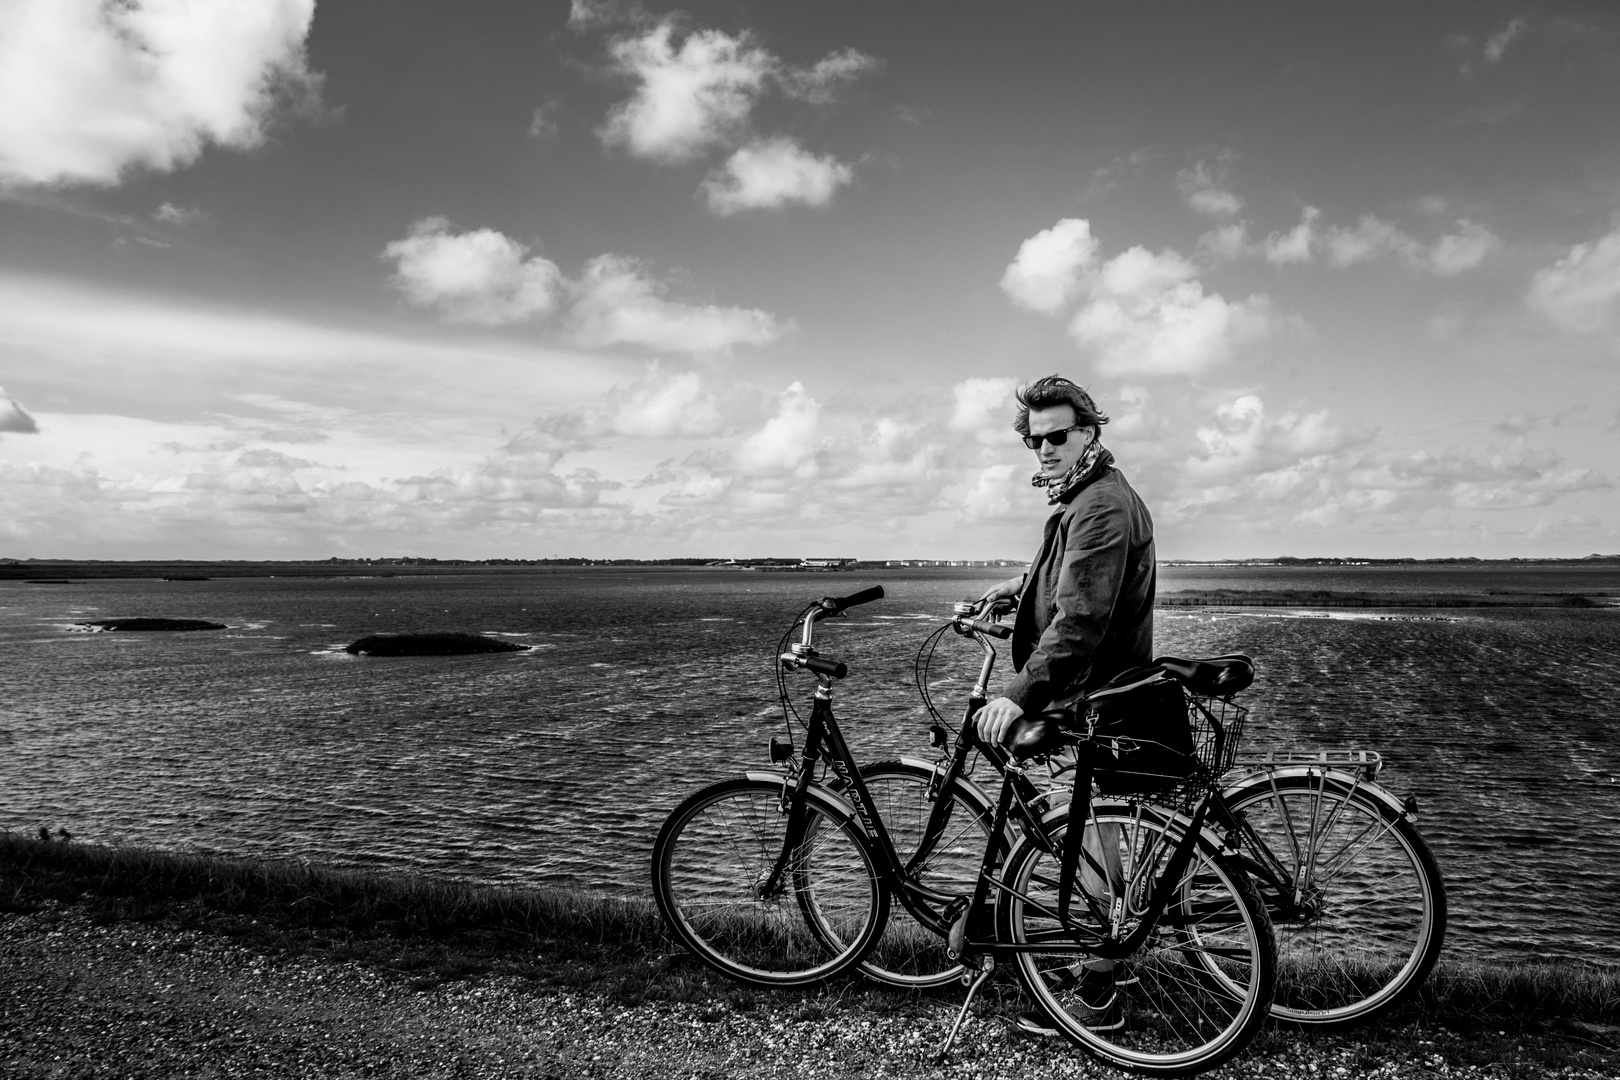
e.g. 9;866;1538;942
3;831;1616;1040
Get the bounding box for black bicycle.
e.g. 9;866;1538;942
849;601;1445;1028
651;587;1276;1076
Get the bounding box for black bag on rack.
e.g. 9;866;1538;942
1085;672;1196;794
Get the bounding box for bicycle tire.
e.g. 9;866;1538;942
999;801;1275;1076
844;760;995;988
1223;770;1446;1026
651;776;888;988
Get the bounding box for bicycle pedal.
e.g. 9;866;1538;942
941;896;970;960
947;906;970;959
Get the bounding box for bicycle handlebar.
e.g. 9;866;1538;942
964;618;1012;640
813;585;885;618
802;655;849;679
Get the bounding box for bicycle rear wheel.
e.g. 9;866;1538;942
999;802;1275;1076
651;777;887;988
1225;771;1445;1025
850;760;994;988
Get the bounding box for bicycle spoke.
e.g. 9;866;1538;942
1227;773;1445;1025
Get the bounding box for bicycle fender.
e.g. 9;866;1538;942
1030;801;1231;853
742;770;863;821
1221;766;1409;819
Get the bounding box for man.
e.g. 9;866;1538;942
973;374;1156;1035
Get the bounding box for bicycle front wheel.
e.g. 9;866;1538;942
651;777;887;988
1000;802;1275;1076
851;760;995;988
1225;771;1445;1025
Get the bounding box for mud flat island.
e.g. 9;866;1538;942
1;835;1615;1079
75;617;228;631
1158;589;1616;608
346;632;531;656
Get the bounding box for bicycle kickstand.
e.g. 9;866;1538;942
937;955;995;1060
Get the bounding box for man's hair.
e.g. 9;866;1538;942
1013;375;1109;436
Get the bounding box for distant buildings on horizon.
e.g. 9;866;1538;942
3;553;1617;569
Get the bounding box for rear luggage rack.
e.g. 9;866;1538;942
1229;748;1383;780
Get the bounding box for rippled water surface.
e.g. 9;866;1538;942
3;566;1618;964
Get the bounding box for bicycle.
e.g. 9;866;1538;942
651;587;1276;1076
850;600;1445;1028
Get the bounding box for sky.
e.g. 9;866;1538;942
1;1;1618;561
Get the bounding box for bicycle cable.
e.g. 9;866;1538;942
913;619;953;729
774;601;822;745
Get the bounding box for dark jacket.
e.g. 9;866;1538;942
1001;467;1155;713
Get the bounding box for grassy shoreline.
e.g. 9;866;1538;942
4;832;1616;1021
4;832;1617;1075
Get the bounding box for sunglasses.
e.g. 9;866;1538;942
1021;425;1088;450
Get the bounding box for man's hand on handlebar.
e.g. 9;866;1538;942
975;574;1024;612
975;696;1024;747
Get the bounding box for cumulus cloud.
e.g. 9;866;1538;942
0;386;39;434
1318;214;1495;274
702;137;853;214
596;21;874;165
1069;253;1271;377
0;0;321;187
1177;160;1243;218
235;447;318;469
527;101;561;140
780;47;881;104
570;254;783;353
734;381;822;477
999;218;1099;315
1484;16;1532;63
599;22;773;163
1197;222;1253;264
1001;220;1270;376
948;378;1018;444
153;202;203;227
1429;219;1499;276
595;17;874;193
1325;215;1421;267
1263;207;1320;265
1185;193;1497;277
380;220;783;350
1137;391;1615;548
1527;226;1620;336
567;0;649;32
383;218;563;325
1186;395;1358;479
599;361;750;438
5;357;1611;559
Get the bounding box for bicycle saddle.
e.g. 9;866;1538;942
1151;654;1254;697
1004;712;1073;762
1095;654;1253;697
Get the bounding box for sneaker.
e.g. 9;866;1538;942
1014;993;1124;1036
1019;965;1124;1035
1041;962;1130;993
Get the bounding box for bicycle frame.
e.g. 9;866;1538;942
769;614;1216;964
908;614;1320;927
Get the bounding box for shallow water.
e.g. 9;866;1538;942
2;566;1618;964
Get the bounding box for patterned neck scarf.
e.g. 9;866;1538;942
1031;439;1113;505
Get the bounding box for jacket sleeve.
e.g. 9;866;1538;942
1001;493;1130;713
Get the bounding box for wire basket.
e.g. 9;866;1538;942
1187;692;1248;777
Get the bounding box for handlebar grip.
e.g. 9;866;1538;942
819;585;885;615
803;656;848;679
970;619;1012;640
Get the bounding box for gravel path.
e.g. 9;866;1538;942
2;903;1608;1079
